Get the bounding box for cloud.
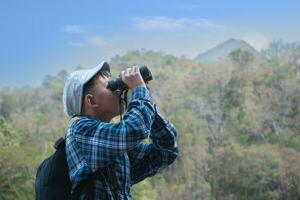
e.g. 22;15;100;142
242;34;269;50
132;16;226;31
85;36;105;46
63;25;86;33
63;25;106;47
62;18;269;59
69;35;106;47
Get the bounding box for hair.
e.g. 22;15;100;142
83;70;110;94
81;69;111;111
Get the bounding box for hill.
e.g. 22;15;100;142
195;38;261;63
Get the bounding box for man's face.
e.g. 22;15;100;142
88;75;124;119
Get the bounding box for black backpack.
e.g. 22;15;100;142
35;137;92;200
35;137;120;200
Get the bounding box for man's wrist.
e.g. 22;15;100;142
131;85;150;101
131;84;146;90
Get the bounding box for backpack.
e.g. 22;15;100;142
35;137;120;200
35;137;92;200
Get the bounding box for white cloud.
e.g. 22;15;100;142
63;25;106;47
63;25;86;33
63;18;270;59
242;34;269;50
69;35;106;47
85;36;105;46
133;16;226;31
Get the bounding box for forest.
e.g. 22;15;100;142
0;40;300;200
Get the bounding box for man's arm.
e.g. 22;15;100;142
128;105;179;185
67;86;155;168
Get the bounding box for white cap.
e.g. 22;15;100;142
62;61;110;117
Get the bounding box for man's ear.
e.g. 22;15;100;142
85;94;98;108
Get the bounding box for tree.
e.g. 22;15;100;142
229;49;254;68
262;40;300;77
0;116;35;200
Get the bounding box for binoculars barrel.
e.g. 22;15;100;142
107;65;153;91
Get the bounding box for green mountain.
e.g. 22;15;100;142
195;38;261;63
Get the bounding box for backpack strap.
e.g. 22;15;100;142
69;172;97;200
69;165;120;200
54;137;65;149
56;136;121;200
53;137;93;200
109;163;121;200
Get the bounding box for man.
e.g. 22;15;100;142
62;62;178;199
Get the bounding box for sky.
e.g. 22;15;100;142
1;0;300;87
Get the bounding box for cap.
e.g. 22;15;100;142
62;61;110;117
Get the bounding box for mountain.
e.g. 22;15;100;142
194;39;261;63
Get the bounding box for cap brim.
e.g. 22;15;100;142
84;62;110;85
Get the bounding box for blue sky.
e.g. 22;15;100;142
1;0;300;87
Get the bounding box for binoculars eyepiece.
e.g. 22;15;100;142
107;65;153;92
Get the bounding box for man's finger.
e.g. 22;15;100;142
133;66;139;73
125;68;131;75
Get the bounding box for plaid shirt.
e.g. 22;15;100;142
66;86;179;199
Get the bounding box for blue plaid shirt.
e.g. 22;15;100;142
66;86;179;199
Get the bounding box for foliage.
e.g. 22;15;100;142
0;116;37;200
132;180;157;200
229;49;254;68
0;40;300;199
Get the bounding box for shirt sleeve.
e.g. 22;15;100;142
128;105;179;185
68;86;155;169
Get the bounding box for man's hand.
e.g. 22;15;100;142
121;66;146;89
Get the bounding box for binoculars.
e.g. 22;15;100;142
107;66;153;92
